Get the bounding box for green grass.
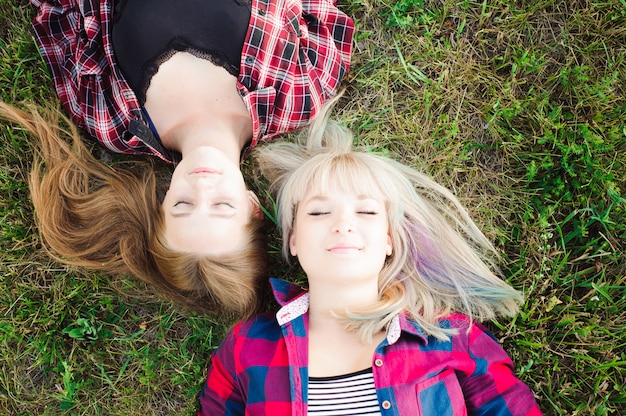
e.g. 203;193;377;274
2;0;625;414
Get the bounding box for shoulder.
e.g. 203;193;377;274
438;312;475;327
438;313;493;338
223;312;283;349
215;312;288;370
401;312;485;337
400;313;499;351
434;314;513;368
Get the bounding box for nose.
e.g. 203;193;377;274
191;175;219;191
188;176;221;208
333;211;354;234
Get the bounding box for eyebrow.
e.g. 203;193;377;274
303;195;329;203
303;194;376;203
169;211;236;219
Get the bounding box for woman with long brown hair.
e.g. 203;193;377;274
0;0;353;316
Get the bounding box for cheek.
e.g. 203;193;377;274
163;176;188;198
161;191;173;210
289;223;320;258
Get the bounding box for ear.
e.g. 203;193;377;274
386;233;393;256
248;190;264;219
289;231;297;256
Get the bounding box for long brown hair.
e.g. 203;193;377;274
0;101;268;317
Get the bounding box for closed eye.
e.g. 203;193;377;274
174;201;192;207
216;202;235;209
358;211;378;215
308;211;329;216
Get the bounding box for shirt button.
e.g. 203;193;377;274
374;358;383;367
245;57;254;65
258;9;266;16
381;400;391;410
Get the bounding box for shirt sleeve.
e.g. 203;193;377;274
240;0;354;146
30;0;171;160
300;0;354;95
197;325;246;416
462;322;543;416
31;0;97;129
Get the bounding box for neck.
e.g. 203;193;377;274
142;51;253;158
306;280;386;377
162;119;249;164
307;279;379;330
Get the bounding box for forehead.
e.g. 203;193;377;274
299;188;386;206
163;214;248;255
293;154;390;202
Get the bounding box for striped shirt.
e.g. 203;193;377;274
308;368;381;415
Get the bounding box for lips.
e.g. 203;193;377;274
190;167;221;175
328;244;361;254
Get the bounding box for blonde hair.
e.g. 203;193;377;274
256;99;522;341
0;101;268;317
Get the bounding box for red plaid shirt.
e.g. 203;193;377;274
198;279;543;415
30;0;354;163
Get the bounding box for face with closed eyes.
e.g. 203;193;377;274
162;146;259;255
289;183;393;285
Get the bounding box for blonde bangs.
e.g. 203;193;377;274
292;152;398;203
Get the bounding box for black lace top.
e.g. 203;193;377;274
112;0;252;104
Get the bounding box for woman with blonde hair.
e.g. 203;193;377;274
197;102;543;414
0;0;353;315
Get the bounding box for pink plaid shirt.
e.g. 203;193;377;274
30;0;354;163
198;279;544;415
